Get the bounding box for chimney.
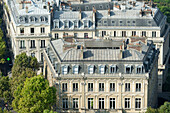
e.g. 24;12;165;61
79;10;82;20
47;2;50;12
122;41;125;51
19;3;23;9
119;46;123;59
26;6;28;13
133;2;136;7
80;45;84;59
108;8;110;16
92;7;96;22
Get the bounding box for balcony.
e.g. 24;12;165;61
15;33;50;38
73;88;78;92
30;46;36;49
19;47;26;49
88;88;93;92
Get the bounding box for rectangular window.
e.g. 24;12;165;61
20;28;24;35
62;83;67;92
99;83;104;92
30;28;34;35
88;83;93;92
126;66;131;74
132;31;136;36
99;65;105;74
74;21;78;28
88;66;94;74
30;40;35;48
102;31;106;37
88;98;93;109
119;20;123;26
125;98;130;108
62;98;68;109
114;31;116;37
84;20;88;28
64;21;68;28
73;98;78;109
136;83;141;92
84;33;88;38
110;83;115;92
135;98;141;109
152;31;156;37
41;40;45;48
41;27;45;33
73;65;79;74
41;53;43;62
142;31;146;37
110;98;115;109
73;83;78;92
122;31;126;37
74;33;78;38
55;33;59;39
99;98;104;109
125;83;130;92
137;66;144;74
20;40;25;48
110;65;116;73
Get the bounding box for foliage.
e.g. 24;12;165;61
12;52;39;78
43;109;57;113
0;76;12;104
153;0;170;23
0;29;6;64
159;102;170;113
12;75;56;113
146;107;159;113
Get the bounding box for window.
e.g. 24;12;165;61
74;21;78;28
112;21;115;24
31;53;35;57
62;65;68;74
84;33;88;38
99;65;105;74
54;21;59;28
125;98;130;108
40;17;45;22
85;6;89;10
136;83;141;92
41;27;45;33
74;33;78;38
30;17;35;22
73;65;79;74
103;20;107;24
99;98;104;109
98;20;102;24
110;65;116;73
43;6;47;9
122;31;126;37
73;98;78;108
62;98;68;109
132;31;136;36
20;17;25;22
135;98;141;109
20;28;24;35
119;20;123;26
41;40;45;48
30;28;34;35
73;83;78;92
114;31;116;37
102;31;106;37
136;66;144;74
55;33;59;39
62;83;67;92
64;21;68;28
41;53;43;62
132;20;136;26
110;98;115;109
30;40;35;48
127;21;131;26
20;40;25;49
152;31;156;37
148;20;151;25
84;20;88;28
125;65;132;74
142;31;146;37
88;83;93;92
110;83;115;92
99;5;103;9
88;98;93;109
125;83;130;92
88;65;94;74
99;83;104;91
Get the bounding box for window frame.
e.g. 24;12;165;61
62;83;67;92
125;98;131;109
125;83;130;92
88;83;93;92
73;83;78;92
110;98;115;109
110;83;115;92
99;83;104;92
99;98;105;109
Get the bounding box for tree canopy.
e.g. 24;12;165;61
12;75;56;113
12;52;39;77
146;102;170;113
0;29;6;64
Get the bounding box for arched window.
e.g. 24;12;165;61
30;17;35;22
40;16;45;22
20;16;25;22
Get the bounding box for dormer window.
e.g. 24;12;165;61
62;65;68;75
30;17;35;22
136;65;144;74
40;16;45;22
132;20;136;26
99;5;103;9
73;65;79;74
84;20;88;28
110;65;117;73
119;20;123;26
99;65;105;74
125;65;132;74
54;21;59;28
74;21;78;28
20;17;25;22
64;20;69;28
88;65;94;74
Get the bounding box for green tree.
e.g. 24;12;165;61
43;109;57;113
12;75;56;113
159;102;170;113
146;107;159;113
12;52;39;78
0;28;6;64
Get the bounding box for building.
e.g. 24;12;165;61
43;38;159;113
51;0;169;92
2;0;54;73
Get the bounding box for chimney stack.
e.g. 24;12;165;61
79;10;82;20
92;7;96;22
47;2;50;12
26;6;28;13
119;46;123;59
80;45;84;59
108;8;110;16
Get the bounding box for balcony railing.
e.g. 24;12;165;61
16;33;50;37
73;88;78;92
19;47;26;49
88;88;93;92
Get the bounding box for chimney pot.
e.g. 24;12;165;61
26;6;28;13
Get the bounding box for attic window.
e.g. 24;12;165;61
43;6;47;9
88;65;94;74
112;21;115;23
99;65;105;74
77;7;79;10
85;6;89;10
40;17;45;22
104;20;107;24
73;65;79;74
110;65;117;73
148;20;151;25
100;5;103;9
136;65;144;74
30;17;35;22
62;65;68;75
125;65;132;74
